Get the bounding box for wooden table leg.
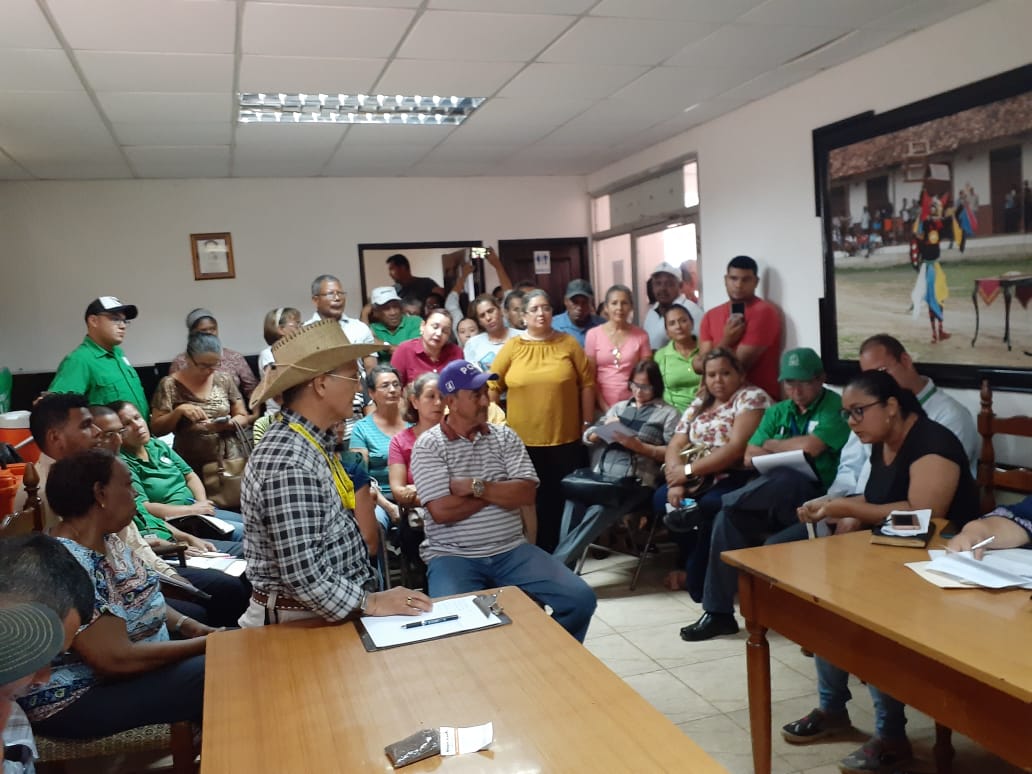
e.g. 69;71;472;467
738;575;771;774
933;723;955;774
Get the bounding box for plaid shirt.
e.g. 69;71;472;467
241;408;374;621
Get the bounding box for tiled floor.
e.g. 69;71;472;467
578;548;1024;774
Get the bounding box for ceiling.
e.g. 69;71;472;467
0;0;990;181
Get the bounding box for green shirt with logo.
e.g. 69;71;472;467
49;336;150;421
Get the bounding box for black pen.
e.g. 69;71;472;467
401;614;459;630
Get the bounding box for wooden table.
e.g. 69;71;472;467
723;531;1032;774
201;587;726;773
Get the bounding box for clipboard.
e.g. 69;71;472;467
356;592;512;652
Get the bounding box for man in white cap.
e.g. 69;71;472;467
410;360;597;642
643;263;704;350
240;320;431;626
368;286;422;363
49;296;149;421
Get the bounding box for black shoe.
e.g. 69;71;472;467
680;612;739;641
663;505;704;533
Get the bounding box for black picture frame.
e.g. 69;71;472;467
814;63;1032;393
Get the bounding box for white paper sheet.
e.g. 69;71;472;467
184;554;246;576
360;594;502;649
592;420;634;445
924;551;1032;589
440;722;493;756
751;449;817;482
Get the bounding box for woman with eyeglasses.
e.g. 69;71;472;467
168;308;258;403
653;303;702;413
781;369;978;771
660;348;771;599
553;360;679;566
350;365;412;529
489;289;596;553
150;332;250;479
585;285;652;414
795;369;978;532
390;309;464;387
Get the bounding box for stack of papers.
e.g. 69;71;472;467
360;594;503;649
907;548;1032;589
185;552;246;577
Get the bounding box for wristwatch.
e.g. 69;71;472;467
683;463;693;477
471;478;486;498
359;591;370;614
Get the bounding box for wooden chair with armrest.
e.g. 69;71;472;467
933;379;1032;774
8;463;197;774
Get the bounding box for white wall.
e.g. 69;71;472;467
587;0;1032;421
0;176;588;372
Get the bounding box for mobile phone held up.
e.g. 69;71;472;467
730;301;745;317
470;247;487;261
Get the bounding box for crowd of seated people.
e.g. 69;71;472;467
2;246;1017;774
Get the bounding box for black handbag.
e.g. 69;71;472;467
560;445;641;508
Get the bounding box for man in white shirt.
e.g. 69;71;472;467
643;262;704;350
306;274;378;373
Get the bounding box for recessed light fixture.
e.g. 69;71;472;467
238;93;486;125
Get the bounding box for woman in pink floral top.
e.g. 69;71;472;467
658;348;771;601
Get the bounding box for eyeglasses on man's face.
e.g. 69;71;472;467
99;427;128;440
316;291;345;300
100;314;130;327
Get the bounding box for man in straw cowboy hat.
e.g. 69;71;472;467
239;319;431;626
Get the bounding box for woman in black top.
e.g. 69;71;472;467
798;370;978;530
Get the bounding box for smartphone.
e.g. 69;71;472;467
731;301;745;316
212;415;231;425
889;511;920;531
471;247;487;259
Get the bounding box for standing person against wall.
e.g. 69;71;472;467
584;285;651;413
489;290;595;553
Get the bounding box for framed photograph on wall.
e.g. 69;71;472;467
813;63;1032;393
190;232;235;280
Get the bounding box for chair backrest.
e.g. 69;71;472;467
976;379;1032;513
1;462;44;537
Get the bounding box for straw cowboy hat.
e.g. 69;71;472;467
249;319;380;410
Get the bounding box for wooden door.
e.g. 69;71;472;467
497;238;590;305
989;146;1021;235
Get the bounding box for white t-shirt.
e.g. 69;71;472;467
463;329;518;372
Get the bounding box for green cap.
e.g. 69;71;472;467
779;348;824;381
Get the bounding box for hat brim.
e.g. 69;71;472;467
89;304;138;320
249;342;380;410
442;371;499;395
0;603;64;686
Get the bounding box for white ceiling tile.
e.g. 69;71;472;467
376;60;524;98
0;92;108;134
344;124;456;146
428;0;595;13
19;149;132;180
398;11;574;62
0;153;32;179
48;0;236;53
0;50;82;91
610;66;761;108
862;0;989;29
324;144;428;175
239;56;385;94
232;154;333;177
540;17;719;66
254;0;420;6
715;65;818;103
97;93;232;123
498;62;648;99
403;159;505;176
536;102;670;146
243;5;415;58
113;122;233;146
666;23;850;71
450;95;595;144
780;26;905;75
235;123;347;152
590;0;765;23
420;142;522;162
739;0;918;29
0;0;62;48
77;52;233;93
125;145;231;178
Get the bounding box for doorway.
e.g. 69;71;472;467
989;145;1021;234
497;237;590;305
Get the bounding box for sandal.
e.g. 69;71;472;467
781;708;852;745
838;737;912;773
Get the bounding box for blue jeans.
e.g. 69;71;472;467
815;655;907;739
214;508;245;540
552;487;653;567
427;543;597;642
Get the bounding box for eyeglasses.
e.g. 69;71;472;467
100;428;128;440
627;381;654;392
189;356;221;371
101;314;130;326
317;291;345;299
839;400;883;422
375;380;402;391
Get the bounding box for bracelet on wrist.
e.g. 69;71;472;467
174;614;188;633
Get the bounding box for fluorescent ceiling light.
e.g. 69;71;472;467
238;92;486;125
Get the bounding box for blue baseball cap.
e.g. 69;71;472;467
438;360;499;395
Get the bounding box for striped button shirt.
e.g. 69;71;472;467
241;408;374;621
411;420;539;561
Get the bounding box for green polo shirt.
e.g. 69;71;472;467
748;387;849;489
371;315;422;363
49;336;150;421
122;437;195;539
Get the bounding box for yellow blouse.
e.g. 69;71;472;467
490;333;595;447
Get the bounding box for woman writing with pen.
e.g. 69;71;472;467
947;495;1032;557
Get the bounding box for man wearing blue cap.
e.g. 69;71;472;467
411;360;597;642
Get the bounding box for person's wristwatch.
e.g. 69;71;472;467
683;463;693;477
471;478;486;498
359;591;370;614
